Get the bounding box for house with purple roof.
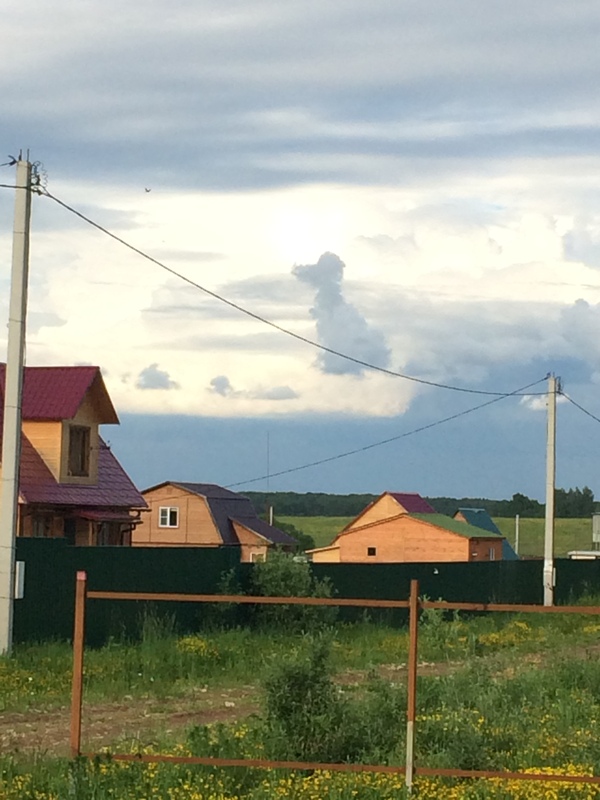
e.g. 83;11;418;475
307;491;504;563
0;364;147;546
133;482;297;562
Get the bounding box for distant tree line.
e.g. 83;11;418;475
245;487;597;519
246;492;381;518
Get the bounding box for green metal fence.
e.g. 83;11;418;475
13;538;600;643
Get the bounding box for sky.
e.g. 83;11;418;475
2;0;600;500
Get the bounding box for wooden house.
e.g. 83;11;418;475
307;492;504;563
0;364;146;546
133;482;297;562
453;507;518;560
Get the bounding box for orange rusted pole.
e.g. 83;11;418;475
405;579;419;792
70;570;87;758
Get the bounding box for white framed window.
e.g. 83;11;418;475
489;547;496;561
159;506;179;528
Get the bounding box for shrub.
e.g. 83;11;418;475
263;636;406;764
250;550;337;632
274;519;316;552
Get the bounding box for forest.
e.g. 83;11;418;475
244;486;597;519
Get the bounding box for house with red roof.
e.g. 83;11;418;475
307;492;504;563
133;482;297;562
0;364;146;546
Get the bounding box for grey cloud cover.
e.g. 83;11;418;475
136;363;180;390
4;0;600;190
209;375;298;401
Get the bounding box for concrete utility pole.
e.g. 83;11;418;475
515;514;520;555
0;157;33;654
543;374;557;607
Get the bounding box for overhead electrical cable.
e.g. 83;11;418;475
559;391;600;426
226;377;547;488
39;188;546;398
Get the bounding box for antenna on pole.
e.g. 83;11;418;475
0;156;33;654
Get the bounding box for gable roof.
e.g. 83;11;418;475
341;491;436;533
455;507;515;557
17;434;146;508
456;508;502;535
410;513;503;539
149;482;296;547
388;493;436;513
0;364;118;423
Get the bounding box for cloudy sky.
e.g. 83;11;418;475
2;0;600;500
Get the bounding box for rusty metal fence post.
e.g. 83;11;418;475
70;570;87;758
405;579;419;792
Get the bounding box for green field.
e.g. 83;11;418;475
278;515;352;548
280;515;595;557
493;517;593;557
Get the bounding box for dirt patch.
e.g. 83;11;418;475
0;685;259;756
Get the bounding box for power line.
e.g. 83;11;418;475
39;188;546;398
226;377;546;488
559;391;600;426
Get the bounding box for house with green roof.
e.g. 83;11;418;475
454;507;518;560
307;492;505;563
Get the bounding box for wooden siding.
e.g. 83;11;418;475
309;545;341;563
345;493;403;531
334;516;469;562
312;509;505;564
232;521;269;563
22;421;63;480
468;537;503;561
132;485;222;547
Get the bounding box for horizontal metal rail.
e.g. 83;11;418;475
80;753;600;784
87;590;600;615
82;752;407;774
87;591;409;607
423;600;600;614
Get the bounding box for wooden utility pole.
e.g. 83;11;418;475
543;374;557;607
0;157;32;654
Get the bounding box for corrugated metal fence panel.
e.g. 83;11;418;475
312;559;544;605
13;538;74;642
555;558;600;603
13;540;241;644
13;541;600;643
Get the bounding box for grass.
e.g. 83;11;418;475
0;584;600;800
494;517;594;557
3;606;600;797
281;515;597;557
278;516;352;548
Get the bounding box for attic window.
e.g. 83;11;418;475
68;425;90;477
367;547;377;557
159;506;179;528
